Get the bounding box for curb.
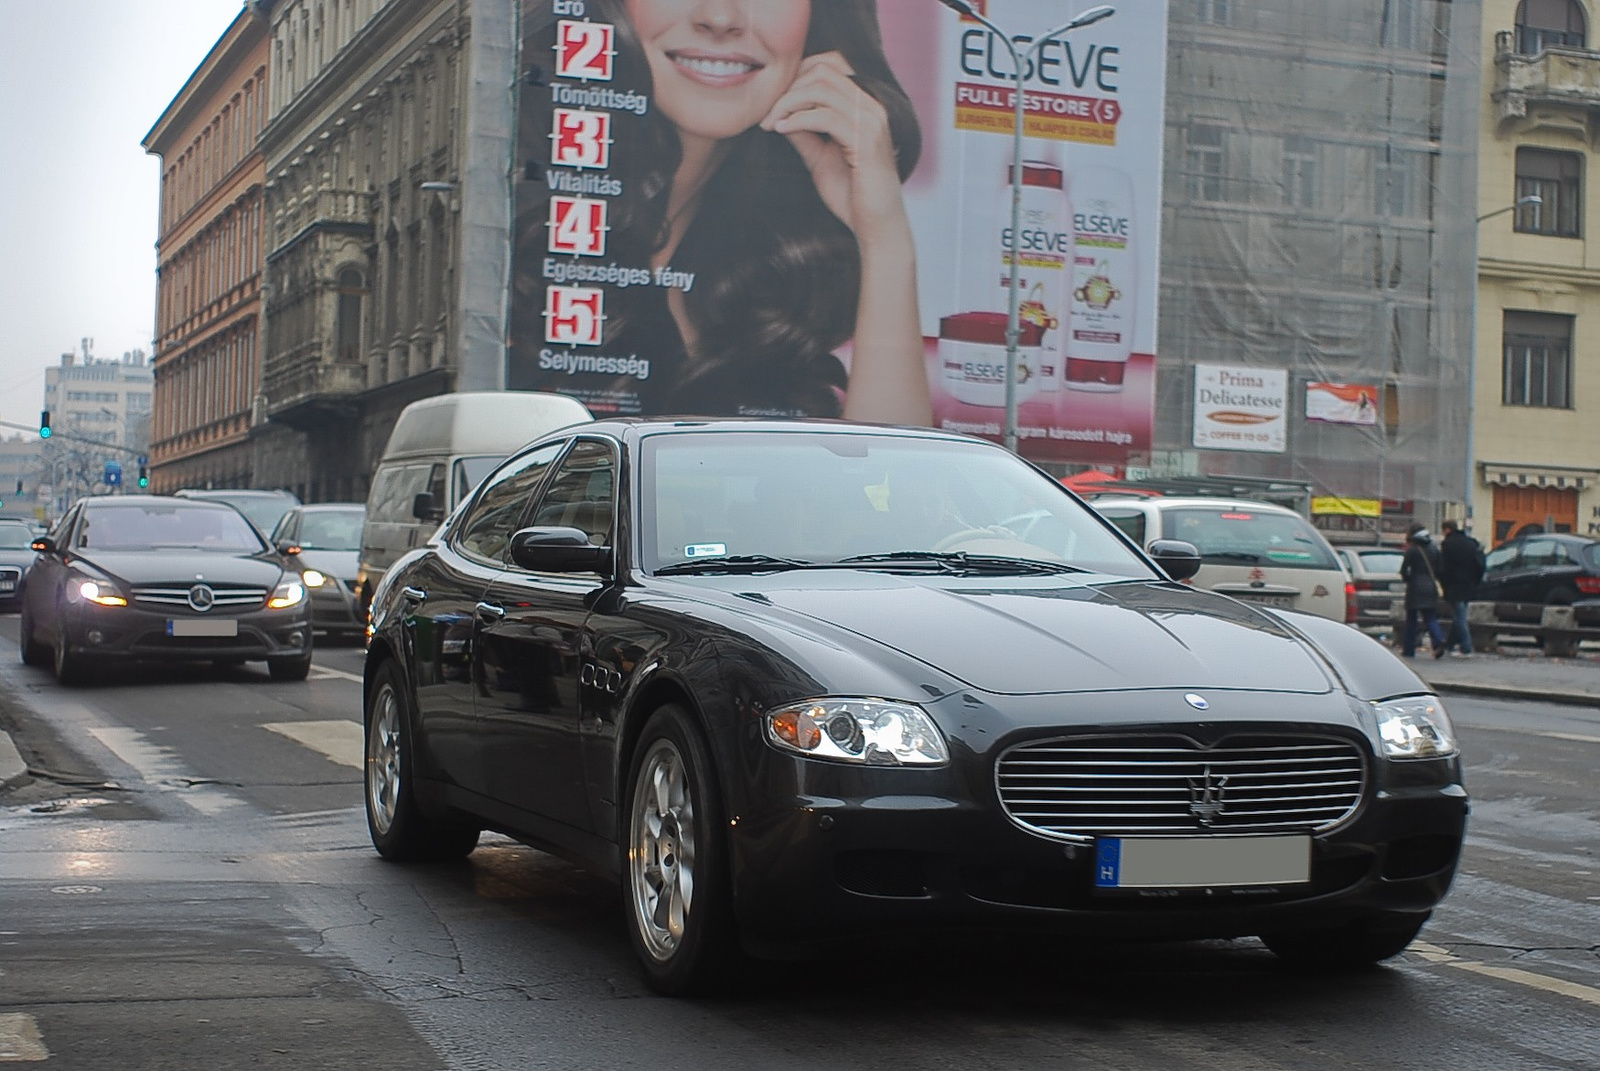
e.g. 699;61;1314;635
0;728;27;790
1426;681;1600;710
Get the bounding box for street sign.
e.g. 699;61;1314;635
137;454;148;466
104;460;122;487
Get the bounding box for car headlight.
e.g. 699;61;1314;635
268;577;306;609
766;698;949;766
68;578;128;607
1373;696;1457;760
300;569;328;588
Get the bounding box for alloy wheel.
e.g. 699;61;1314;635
367;682;402;836
630;738;697;963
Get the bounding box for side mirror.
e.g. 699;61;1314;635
31;537;55;555
412;491;442;522
509;526;613;574
277;541;302;556
1148;539;1203;582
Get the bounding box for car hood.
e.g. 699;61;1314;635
73;550;288;588
0;550;36;569
692;572;1337;696
295;549;359;581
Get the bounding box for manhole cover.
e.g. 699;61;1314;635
49;885;103;895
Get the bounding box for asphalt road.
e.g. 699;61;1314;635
1;617;1597;1070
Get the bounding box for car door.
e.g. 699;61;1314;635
1507;538;1563;619
23;505;81;642
476;438;617;833
405;446;564;800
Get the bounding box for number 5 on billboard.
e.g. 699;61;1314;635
544;286;606;347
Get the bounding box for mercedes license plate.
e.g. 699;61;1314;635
1094;835;1310;889
168;618;238;638
0;580;13;592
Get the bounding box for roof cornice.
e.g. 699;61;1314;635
143;6;269;155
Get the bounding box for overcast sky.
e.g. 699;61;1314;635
0;0;244;439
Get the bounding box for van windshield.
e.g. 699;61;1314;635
1161;507;1339;570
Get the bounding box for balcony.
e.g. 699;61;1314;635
1494;31;1600;130
263;341;368;431
269;188;374;255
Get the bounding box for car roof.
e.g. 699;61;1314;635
289;502;365;511
1087;495;1303;515
177;488;298;499
1503;532;1598;544
80;494;237;511
547;416;1004;447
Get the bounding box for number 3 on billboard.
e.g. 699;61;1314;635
545;286;606;347
551;109;612;170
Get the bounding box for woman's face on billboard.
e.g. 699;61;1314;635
625;0;812;145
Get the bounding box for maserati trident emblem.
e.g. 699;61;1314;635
187;584;216;612
1187;764;1229;828
1184;693;1209;710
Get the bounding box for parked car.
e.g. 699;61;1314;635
1087;496;1355;623
0;519;39;611
1335;544;1406;635
271;503;367;642
363;417;1465;995
19;495;314;684
356;390;591;614
175;488;302;539
1478;532;1600;627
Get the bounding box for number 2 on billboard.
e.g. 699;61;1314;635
549;197;608;257
545;286;606;347
551;109;612;170
555;20;614;81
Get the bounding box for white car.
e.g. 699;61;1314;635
1088;495;1355;624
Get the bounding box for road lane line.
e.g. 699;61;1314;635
309;665;364;683
262;720;362;769
84;727;238;816
0;1012;50;1061
1411;940;1600;1008
1464;724;1600;745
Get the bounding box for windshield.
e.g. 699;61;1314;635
296;508;365;551
77;504;267;552
1160;507;1340;570
0;526;34;550
640;432;1153;577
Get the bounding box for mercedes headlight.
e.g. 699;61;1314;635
268;576;306;609
69;578;128;607
1373;696;1457;760
766;698;949;766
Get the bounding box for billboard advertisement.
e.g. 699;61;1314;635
1192;364;1288;454
511;0;1168;463
1304;381;1379;426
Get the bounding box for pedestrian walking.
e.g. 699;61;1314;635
1438;519;1485;656
1400;525;1447;658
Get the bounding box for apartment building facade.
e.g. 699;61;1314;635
40;350;154;517
143;8;271;494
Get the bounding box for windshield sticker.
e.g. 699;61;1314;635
684;543;728;559
1264;549;1314;561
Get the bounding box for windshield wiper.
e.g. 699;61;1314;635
833;551;1088;575
655;554;815;576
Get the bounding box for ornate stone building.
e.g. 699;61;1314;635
143;8;270;494
251;0;514;503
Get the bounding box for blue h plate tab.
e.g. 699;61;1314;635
1094;838;1122;887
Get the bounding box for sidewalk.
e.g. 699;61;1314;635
1408;646;1600;709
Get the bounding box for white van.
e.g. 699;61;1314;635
1088;495;1355;623
356;391;591;609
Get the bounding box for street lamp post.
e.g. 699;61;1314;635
1475;193;1542;224
935;0;1116;453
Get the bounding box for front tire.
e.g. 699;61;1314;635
1261;912;1429;970
52;623;90;686
19;605;47;667
623;704;737;995
364;659;479;862
267;652;313;681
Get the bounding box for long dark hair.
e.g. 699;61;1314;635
513;0;922;417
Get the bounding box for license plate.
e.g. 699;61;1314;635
0;580;13;592
168;618;238;637
1094;835;1310;889
1234;593;1295;608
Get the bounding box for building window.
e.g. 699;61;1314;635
1381;0;1420;49
337;268;366;363
1502;311;1573;408
1195;0;1229;25
1515;148;1582;236
1515;0;1586;53
1282;136;1317;209
1186;123;1227;202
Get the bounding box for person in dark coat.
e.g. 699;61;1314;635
1438;519;1485;656
1400;525;1447;658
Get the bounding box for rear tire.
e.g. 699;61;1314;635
622;704;738;996
364;659;479;862
19;606;47;667
1261;912;1428;970
267;652;313;681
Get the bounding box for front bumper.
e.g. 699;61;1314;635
306;577;365;636
719;690;1468;954
58;599;312;664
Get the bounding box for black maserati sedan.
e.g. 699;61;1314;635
20;495;314;684
363;418;1467;994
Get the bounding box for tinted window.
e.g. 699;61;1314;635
456;444;565;563
1582;542;1600;568
530;440;617;547
296;508;366;551
1485;545;1518;573
1160;507;1339;570
454;455;503;506
1520;539;1566;567
77;504;265;552
1097;509;1147;546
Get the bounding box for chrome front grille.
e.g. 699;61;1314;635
0;567;20;583
132;585;268;611
996;734;1367;839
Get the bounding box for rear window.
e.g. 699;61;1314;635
1356;550;1404;574
1161;507;1340;570
1582;542;1600;569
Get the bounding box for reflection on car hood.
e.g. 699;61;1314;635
73;550;285;588
0;550;36;570
294;549;359;581
702;572;1335;696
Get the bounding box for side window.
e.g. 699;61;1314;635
1520;538;1563;567
1098;509;1147;546
1484;545;1518;574
272;512;298;544
426;463;446;511
454;444;565;564
529;439;618;547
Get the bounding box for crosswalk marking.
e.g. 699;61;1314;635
0;1012;49;1061
262;720;362;769
85;727;238;816
309;665;364;684
1412;941;1600;1008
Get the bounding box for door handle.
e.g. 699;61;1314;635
475;601;506;620
401;586;426;603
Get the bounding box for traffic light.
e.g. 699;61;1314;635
138;463;149;488
39;410;50;438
